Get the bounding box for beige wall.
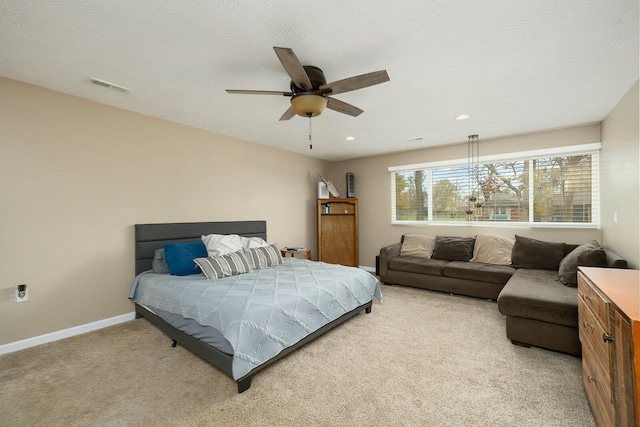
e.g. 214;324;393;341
329;124;633;269
600;81;640;268
0;78;328;345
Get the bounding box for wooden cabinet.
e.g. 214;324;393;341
578;267;640;427
317;198;358;267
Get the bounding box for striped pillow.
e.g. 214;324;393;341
194;250;252;280
243;243;283;269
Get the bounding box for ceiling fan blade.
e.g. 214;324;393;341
279;106;296;121
320;70;390;95
326;97;364;117
226;89;292;96
273;47;312;90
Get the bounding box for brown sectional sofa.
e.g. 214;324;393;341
379;235;627;356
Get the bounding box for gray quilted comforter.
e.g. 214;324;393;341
130;258;382;380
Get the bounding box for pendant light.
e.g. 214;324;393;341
466;134;481;221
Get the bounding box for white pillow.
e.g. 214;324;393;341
400;234;436;258
201;234;269;256
470;234;514;265
244;236;268;248
201;234;245;256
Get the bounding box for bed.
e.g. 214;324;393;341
130;220;381;393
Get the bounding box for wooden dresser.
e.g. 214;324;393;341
577;267;639;427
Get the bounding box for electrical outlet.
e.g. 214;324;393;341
613;212;618;224
15;285;28;302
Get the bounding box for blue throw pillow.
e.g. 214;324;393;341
164;241;208;276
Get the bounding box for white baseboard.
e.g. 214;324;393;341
0;312;136;356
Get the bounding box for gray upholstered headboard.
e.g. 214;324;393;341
134;220;267;275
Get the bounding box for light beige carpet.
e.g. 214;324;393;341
0;284;595;427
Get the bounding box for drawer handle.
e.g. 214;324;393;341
581;294;591;301
582;321;591;329
588;376;596;383
603;333;614;343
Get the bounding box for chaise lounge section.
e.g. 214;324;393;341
497;248;627;356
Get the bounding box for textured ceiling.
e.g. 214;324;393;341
0;1;637;161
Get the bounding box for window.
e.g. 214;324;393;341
490;206;510;221
389;144;600;226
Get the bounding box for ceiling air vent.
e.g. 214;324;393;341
89;77;131;93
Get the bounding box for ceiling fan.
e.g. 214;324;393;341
226;47;390;121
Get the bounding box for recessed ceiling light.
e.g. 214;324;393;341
456;114;471;121
344;136;355;141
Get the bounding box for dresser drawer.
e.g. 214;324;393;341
579;298;613;403
578;298;612;371
582;355;615;427
578;272;611;333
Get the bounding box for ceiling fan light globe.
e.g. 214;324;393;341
291;94;327;117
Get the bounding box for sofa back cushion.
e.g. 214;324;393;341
400;234;436;258
431;236;475;262
471;234;514;265
510;235;566;270
558;241;607;286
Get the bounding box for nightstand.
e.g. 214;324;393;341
281;248;312;260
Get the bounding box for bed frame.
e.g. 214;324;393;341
133;220;372;393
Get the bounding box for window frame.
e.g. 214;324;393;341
389;143;601;228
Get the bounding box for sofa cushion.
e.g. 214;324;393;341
497;269;578;327
558;241;608;287
471;234;514;265
510;235;566;270
400;234;436;258
388;256;449;276
431;236;475;262
444;261;516;285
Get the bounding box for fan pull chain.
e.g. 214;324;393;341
308;114;313;149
